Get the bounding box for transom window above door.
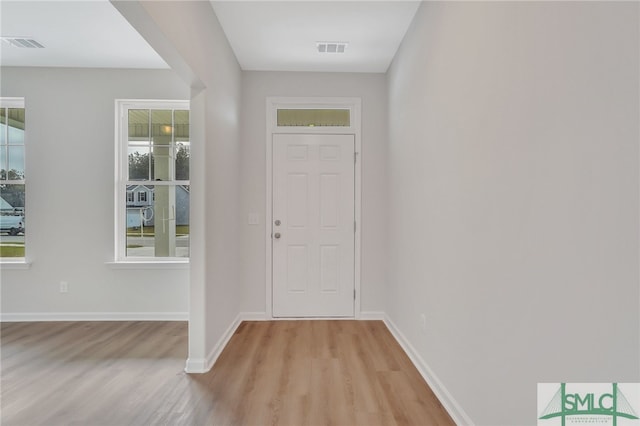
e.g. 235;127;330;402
268;98;360;134
276;108;350;127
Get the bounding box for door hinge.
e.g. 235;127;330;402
354;289;356;300
354;152;357;164
354;221;356;232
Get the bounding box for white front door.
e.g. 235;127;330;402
272;134;355;317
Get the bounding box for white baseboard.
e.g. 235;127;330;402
239;311;268;321
184;357;208;373
383;314;475;426
185;313;243;374
359;311;385;320
236;311;386;321
0;312;188;322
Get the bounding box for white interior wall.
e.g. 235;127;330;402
0;67;190;318
387;2;639;424
239;71;388;316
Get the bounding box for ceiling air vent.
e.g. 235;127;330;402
316;42;348;54
1;37;45;48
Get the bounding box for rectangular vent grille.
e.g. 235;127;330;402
316;42;348;54
1;37;45;48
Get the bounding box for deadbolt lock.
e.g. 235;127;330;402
274;220;281;226
274;232;281;239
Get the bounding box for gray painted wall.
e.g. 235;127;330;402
239;71;388;315
387;2;639;424
0;66;190;316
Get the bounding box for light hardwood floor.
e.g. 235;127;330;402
1;320;454;426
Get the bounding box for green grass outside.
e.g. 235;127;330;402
127;225;190;237
0;245;25;257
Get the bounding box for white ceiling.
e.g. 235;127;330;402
0;1;169;69
210;1;420;73
0;1;420;73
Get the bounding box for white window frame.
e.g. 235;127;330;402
0;97;28;267
113;99;190;265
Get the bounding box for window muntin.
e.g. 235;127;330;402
117;101;189;261
0;99;26;259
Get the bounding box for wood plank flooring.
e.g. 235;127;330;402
1;320;454;426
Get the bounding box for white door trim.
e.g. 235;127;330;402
265;97;362;319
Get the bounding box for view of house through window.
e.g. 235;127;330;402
0;99;26;259
118;102;189;259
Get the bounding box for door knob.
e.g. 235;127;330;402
274;232;281;239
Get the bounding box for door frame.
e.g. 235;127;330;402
266;97;362;319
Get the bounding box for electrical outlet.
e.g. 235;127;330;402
420;313;427;331
59;281;68;293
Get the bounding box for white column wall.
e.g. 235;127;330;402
112;0;243;369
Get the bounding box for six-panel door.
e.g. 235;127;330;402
272;134;355;317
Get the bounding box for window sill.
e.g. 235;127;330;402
106;260;189;270
0;259;32;270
